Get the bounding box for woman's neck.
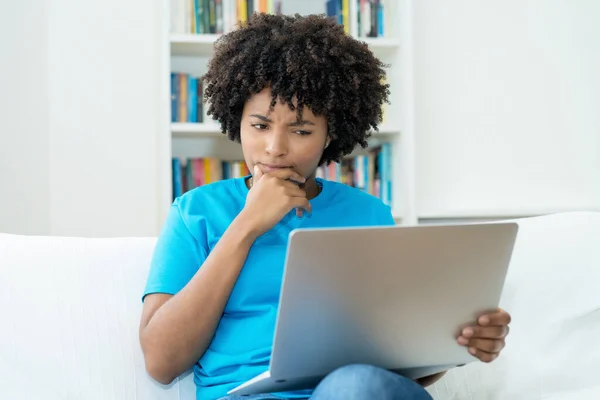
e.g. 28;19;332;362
302;177;321;200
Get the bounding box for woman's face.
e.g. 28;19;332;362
240;87;330;183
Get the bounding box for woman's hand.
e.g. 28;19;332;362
238;165;312;238
457;308;511;363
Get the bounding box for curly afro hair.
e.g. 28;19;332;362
201;12;390;165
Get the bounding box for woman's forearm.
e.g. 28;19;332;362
140;214;258;384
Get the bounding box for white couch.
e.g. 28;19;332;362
1;212;599;400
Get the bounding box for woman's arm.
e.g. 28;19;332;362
139;168;310;385
139;214;259;385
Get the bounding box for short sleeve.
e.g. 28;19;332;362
142;200;208;301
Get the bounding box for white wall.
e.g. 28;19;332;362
1;0;163;237
0;0;51;235
46;0;162;237
413;0;600;218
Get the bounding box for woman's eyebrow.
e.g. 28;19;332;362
249;114;316;127
288;120;315;127
249;114;272;122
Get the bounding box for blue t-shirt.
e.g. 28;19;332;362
143;176;395;399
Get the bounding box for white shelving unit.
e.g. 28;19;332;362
158;0;416;226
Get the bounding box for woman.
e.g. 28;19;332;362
139;13;511;400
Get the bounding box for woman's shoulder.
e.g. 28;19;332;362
320;179;394;224
324;179;390;209
174;177;247;218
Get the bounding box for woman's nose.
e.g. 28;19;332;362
265;131;288;157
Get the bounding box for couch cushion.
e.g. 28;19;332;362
429;212;600;399
0;233;194;400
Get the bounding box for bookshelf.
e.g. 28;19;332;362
159;0;415;226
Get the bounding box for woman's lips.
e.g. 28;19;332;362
259;163;292;173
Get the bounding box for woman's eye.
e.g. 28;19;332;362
295;130;311;136
252;124;267;130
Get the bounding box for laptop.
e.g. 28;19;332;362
228;221;519;396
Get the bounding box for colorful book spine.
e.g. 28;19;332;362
171;1;383;37
172;145;394;203
171;72;204;123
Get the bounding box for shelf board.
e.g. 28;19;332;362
365;37;401;59
171;123;399;139
170;34;399;58
170;34;220;57
171;122;224;138
372;125;399;135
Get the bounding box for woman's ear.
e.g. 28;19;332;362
324;138;331;149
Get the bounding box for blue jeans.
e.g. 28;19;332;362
220;364;433;400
